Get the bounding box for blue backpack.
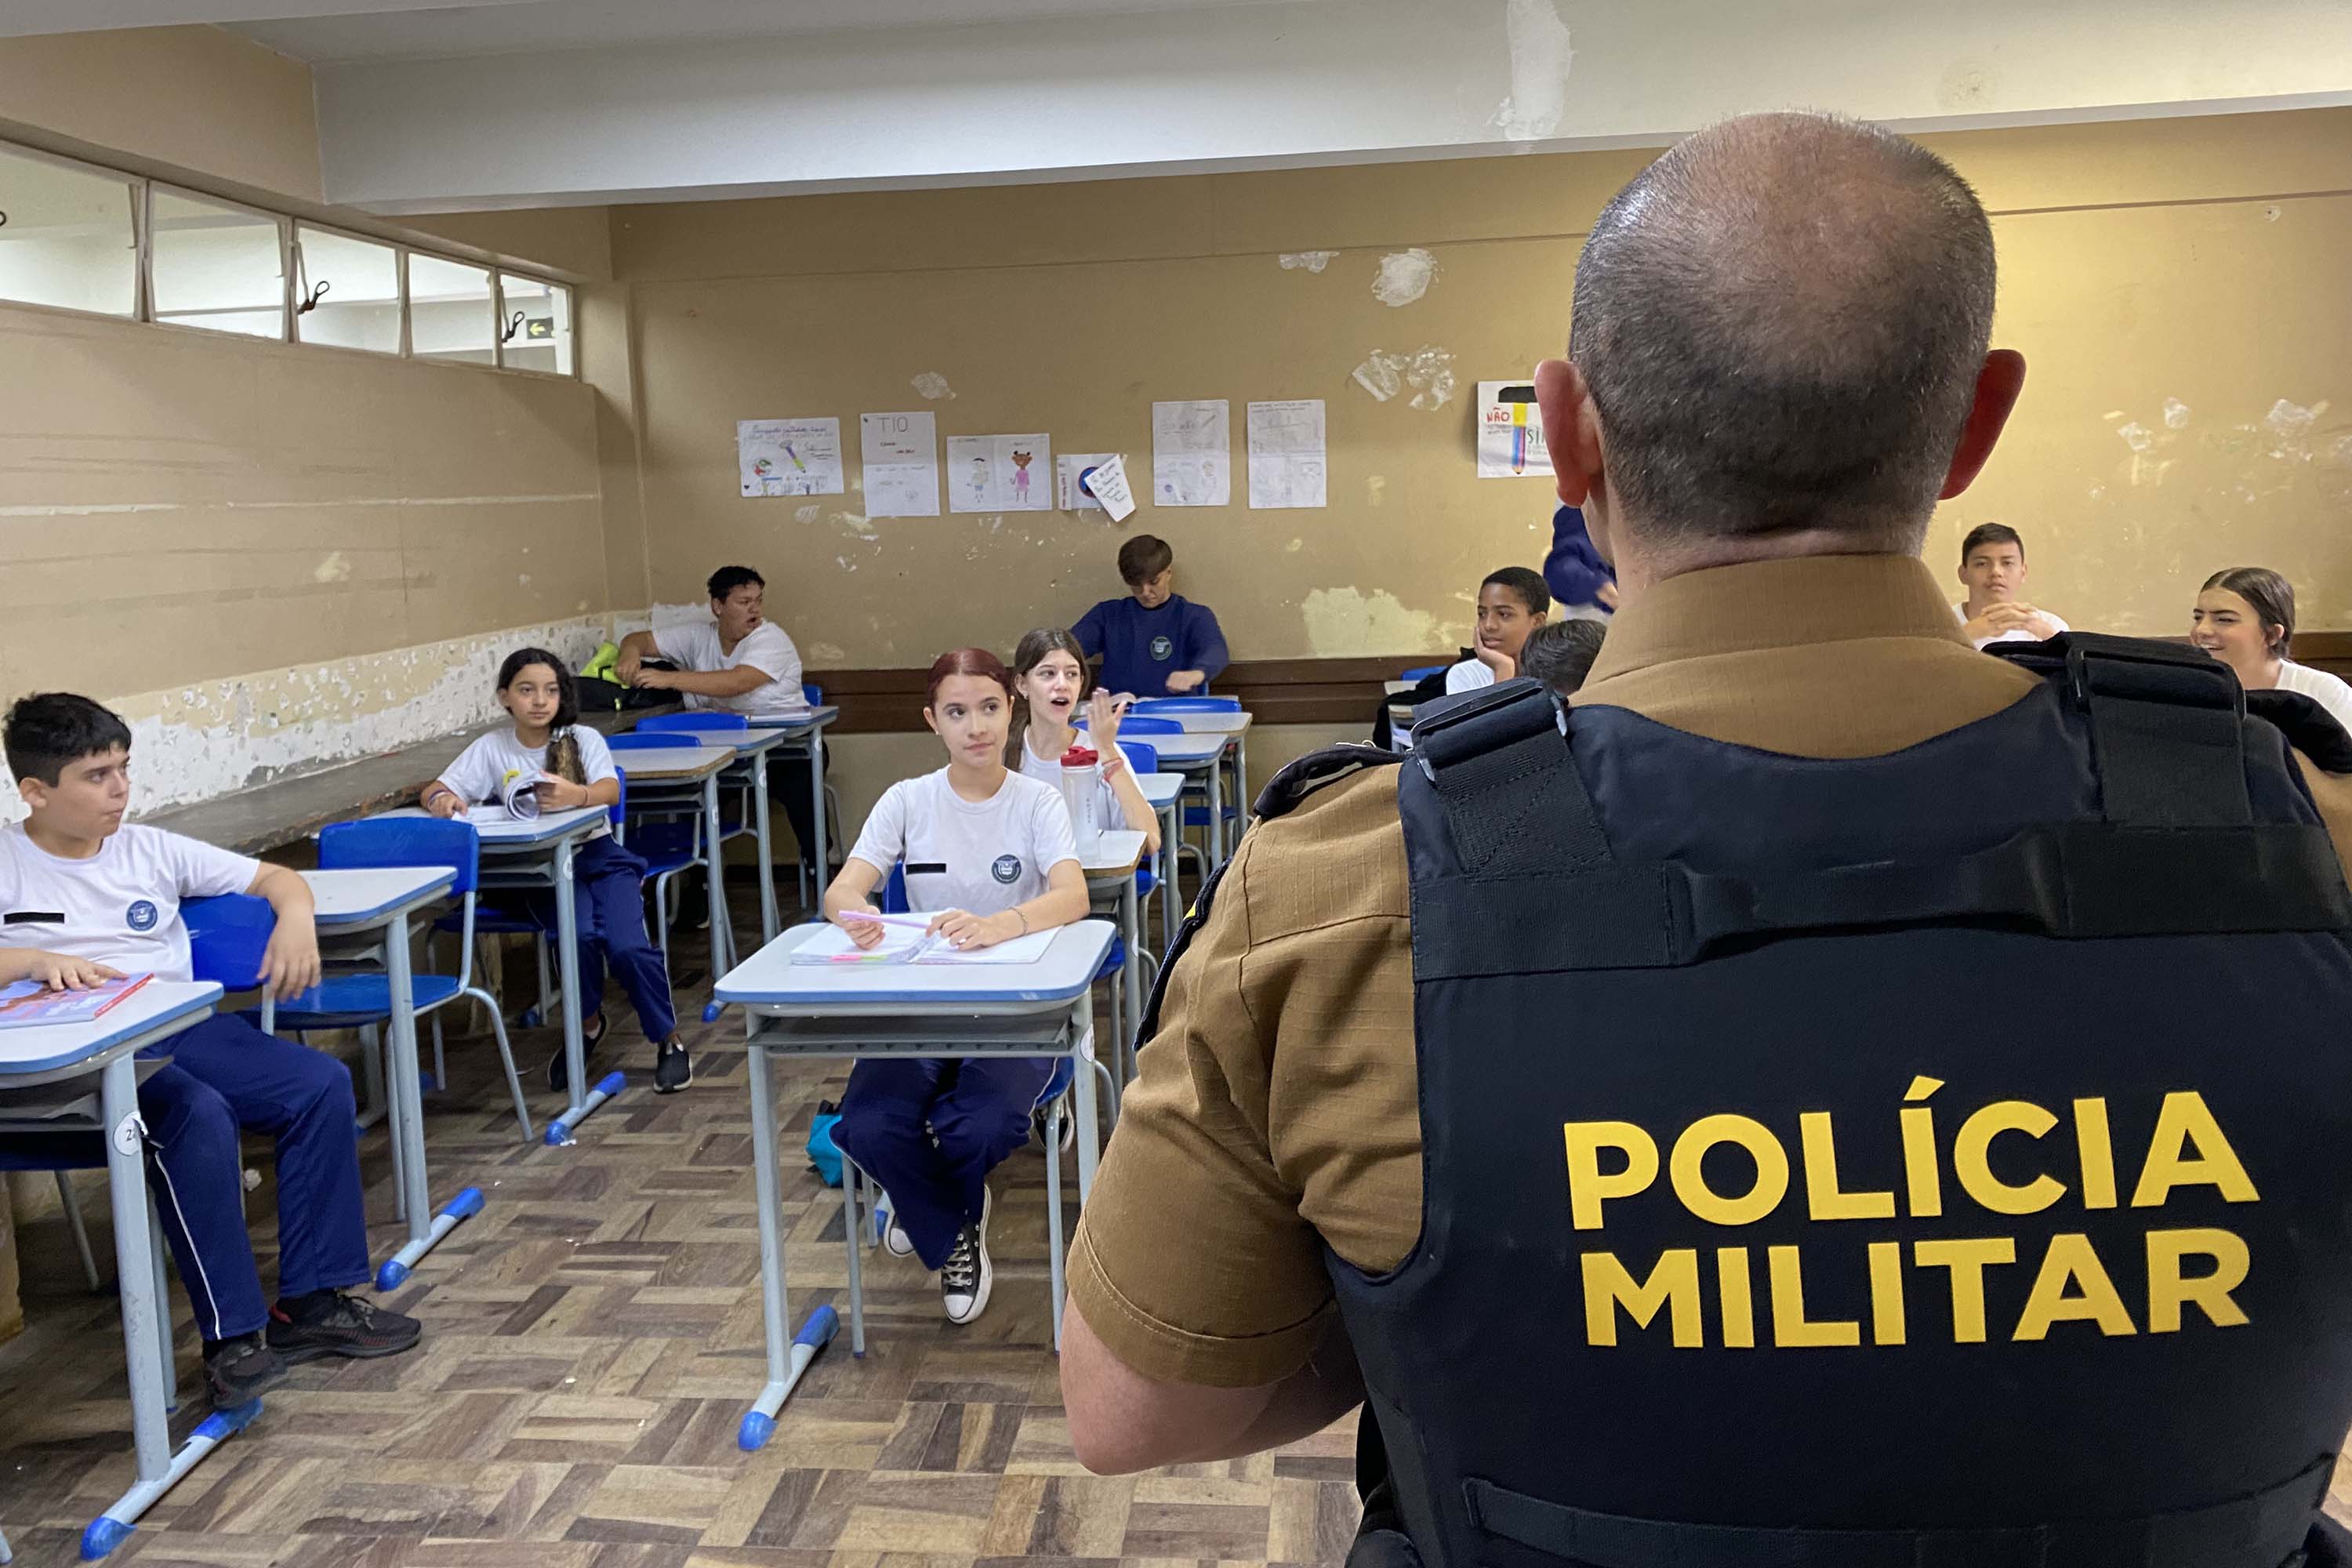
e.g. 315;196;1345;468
804;1102;845;1188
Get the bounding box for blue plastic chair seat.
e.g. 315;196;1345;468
1092;935;1127;981
441;901;542;936
1182;804;1240;826
273;973;465;1029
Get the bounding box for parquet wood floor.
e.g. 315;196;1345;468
0;898;1362;1567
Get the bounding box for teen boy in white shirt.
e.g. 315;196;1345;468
1955;522;2069;648
0;694;421;1410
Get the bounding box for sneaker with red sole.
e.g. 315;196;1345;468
266;1292;423;1364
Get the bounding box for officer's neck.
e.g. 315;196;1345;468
1612;533;1920;601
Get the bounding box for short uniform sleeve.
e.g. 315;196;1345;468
847;781;909;876
1028;783;1080;874
1444;659;1487;695
733;624;793;683
435;733;503;805
158;831;263;899
652;622;717;670
571;728;619;786
1065;829;1338;1388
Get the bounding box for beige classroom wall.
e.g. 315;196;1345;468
612;107;2352;683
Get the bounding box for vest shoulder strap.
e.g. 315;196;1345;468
1254;742;1400;822
1407;641;2351;978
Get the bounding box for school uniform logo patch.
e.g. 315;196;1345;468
125;900;159;932
1150;635;1174;661
991;855;1023;884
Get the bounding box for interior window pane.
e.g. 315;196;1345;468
499;274;573;373
295;227;401;354
0;146;136;317
408;253;495;362
151;189;285;338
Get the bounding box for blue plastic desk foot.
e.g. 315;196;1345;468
702;1001;723;1024
375;1186;485;1290
546;1071;626;1145
82;1398;263;1558
738;1305;838;1450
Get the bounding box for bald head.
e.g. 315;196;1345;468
1566;112;1998;554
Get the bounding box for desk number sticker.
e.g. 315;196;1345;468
111;1112;147;1157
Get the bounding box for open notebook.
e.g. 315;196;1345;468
790;922;1059;967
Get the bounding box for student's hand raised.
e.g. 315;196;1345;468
26;953;125;992
1088;689;1123;750
927;909;1018;951
259;921;322;1000
831;909;889;949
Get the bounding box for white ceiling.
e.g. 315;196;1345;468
0;0;548;36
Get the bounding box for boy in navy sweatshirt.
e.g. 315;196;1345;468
1073;535;1231;699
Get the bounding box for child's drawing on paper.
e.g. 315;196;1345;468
1011;450;1033;506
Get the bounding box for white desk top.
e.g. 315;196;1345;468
741;704;840;732
606;746;734;781
1133;710;1251;735
1087;727;1224;764
0;981;222;1076
301;866;456;924
376;804;608;845
1078;828;1146;878
717;920;1114;1010
1137;772;1181;808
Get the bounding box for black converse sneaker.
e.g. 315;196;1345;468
939;1187;994;1325
877;1192;916;1257
266;1291;423;1364
546;1012;608;1094
203;1331;289;1409
654;1038;693;1094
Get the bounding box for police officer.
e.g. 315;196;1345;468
1059;111;2352;1566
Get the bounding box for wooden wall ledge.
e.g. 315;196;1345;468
813;635;2352;734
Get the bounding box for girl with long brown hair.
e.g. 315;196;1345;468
1005;626;1160;852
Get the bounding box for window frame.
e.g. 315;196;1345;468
291;220;407;357
0;133;579;380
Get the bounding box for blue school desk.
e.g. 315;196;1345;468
712;919;1116;1450
742;704;841;911
1078;829;1147;1102
1136;771;1182;942
0;980;226;1558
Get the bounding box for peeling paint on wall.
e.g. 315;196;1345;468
1279;251;1338;273
911;371;955;400
1372;249;1438;308
1352;346;1457;408
1301;586;1443;658
1494;0;1573;141
313;552;353;583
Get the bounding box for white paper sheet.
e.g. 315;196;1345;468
1080;453;1138;522
739;416;846;497
1247;399;1327;510
1475;380;1552;479
1057;452;1115;513
946;433;1052;513
1151;399;1230;507
859;411;941;517
789;923;1062;966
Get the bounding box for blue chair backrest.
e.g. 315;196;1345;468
804;684;823;706
320;817;480;897
183;894;275;991
1119;741;1160;775
1114;716;1183;735
1132;696;1240;713
882;864;909;914
1401;664;1446;683
607;731;682;752
637;712;749;733
611;767;628;829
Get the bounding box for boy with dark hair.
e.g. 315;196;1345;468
1074;535;1230;699
1445;567;1551;692
1516;618;1608;699
1955;522;2068;648
0;694;421;1409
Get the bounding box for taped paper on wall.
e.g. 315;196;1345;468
1076;454;1137;521
947;433;1052;513
1247;400;1327;510
1476;380;1551;478
739;418;845;497
1058;452;1116;514
859;411;941;517
1152;399;1230;507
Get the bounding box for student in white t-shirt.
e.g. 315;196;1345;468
819;648;1089;1327
421;648;688;1094
614;564;825;881
1444;567;1552;694
2192;566;2352;739
1954;522;2069;648
1;693;419;1410
1004;626;1161;855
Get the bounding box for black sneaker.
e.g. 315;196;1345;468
939;1187;993;1326
546;1013;608;1094
266;1292;423;1364
654;1039;693;1094
203;1332;289;1409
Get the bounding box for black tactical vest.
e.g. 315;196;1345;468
1269;635;2352;1568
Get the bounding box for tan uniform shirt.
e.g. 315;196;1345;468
1067;554;2352;1388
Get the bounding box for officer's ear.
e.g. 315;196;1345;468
1940;350;2027;501
1535;358;1602;510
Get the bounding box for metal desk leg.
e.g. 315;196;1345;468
810;730;830;906
1207;759;1227;868
738;1033;837;1450
1120;875;1143;1091
705;773;735;979
374;918;483;1289
546;835;622;1145
1235;732;1250;833
1160;800;1181;942
753;757;779;948
84;1054;263;1559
